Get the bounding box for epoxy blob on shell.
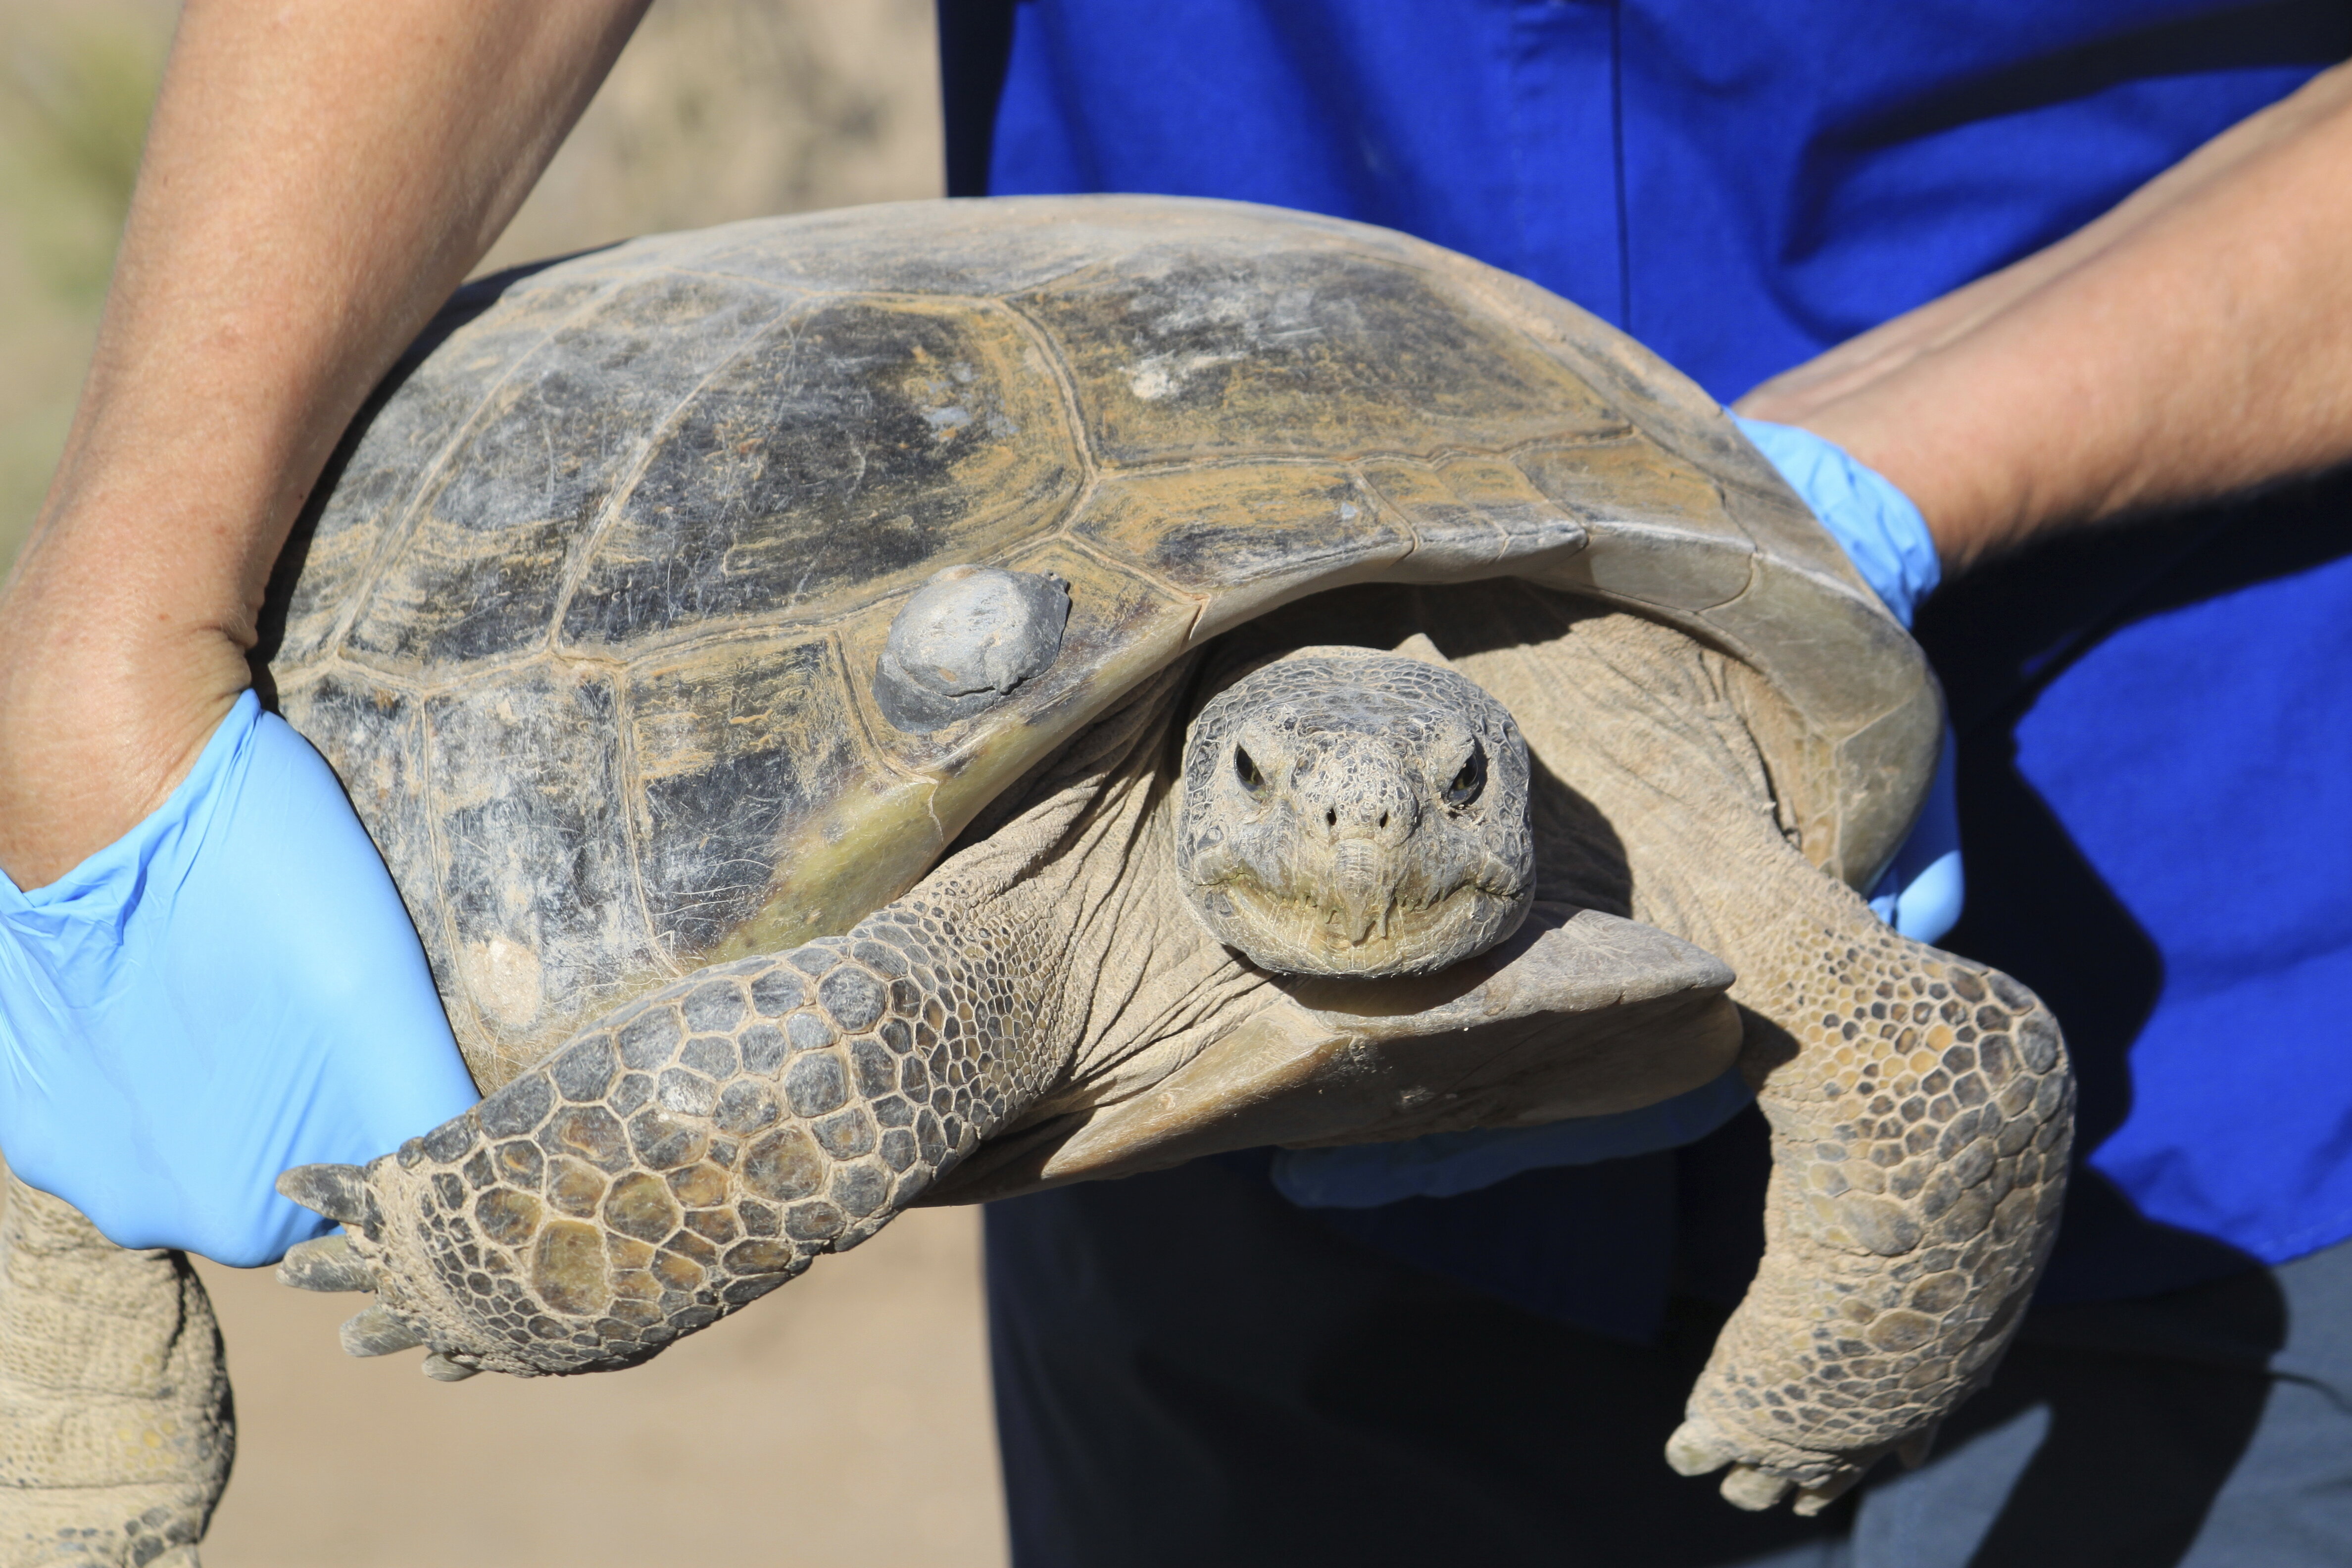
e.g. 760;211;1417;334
874;565;1073;733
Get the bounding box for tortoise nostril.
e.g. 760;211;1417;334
1378;811;1389;829
1325;808;1337;829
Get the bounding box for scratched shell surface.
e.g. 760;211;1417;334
266;195;1937;1088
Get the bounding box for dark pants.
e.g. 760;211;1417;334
986;1155;2352;1568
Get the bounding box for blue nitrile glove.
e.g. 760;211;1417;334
1733;416;1941;628
1272;416;1958;1212
0;690;480;1266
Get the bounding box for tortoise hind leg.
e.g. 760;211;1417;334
0;1173;233;1567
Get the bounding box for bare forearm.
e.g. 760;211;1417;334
0;0;647;887
1740;62;2352;570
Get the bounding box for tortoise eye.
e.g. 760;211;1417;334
1446;742;1487;807
1234;745;1268;795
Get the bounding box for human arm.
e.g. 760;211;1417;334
0;0;650;1261
0;0;650;888
1740;59;2352;571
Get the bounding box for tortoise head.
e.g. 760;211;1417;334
1176;646;1535;978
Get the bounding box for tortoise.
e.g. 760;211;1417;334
0;195;2072;1555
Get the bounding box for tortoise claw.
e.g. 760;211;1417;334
276;1233;374;1293
339;1302;423;1358
278;1163;370;1225
1792;1469;1864;1517
1719;1464;1795;1511
422;1352;482;1382
1896;1422;1941;1470
1669;1414;1866;1515
1664;1418;1736;1477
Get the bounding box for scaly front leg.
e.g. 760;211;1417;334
1666;912;2072;1513
280;892;1052;1378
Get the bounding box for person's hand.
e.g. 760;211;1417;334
1273;417;1957;1210
0;691;479;1266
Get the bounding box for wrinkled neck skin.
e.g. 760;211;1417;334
1225;587;1797;998
922;634;1550;1125
921;659;1286;1121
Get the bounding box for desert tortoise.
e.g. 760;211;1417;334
0;196;2071;1559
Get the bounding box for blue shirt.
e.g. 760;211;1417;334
940;0;2352;1325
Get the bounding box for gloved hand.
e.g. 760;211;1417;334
0;690;480;1266
1272;417;1956;1211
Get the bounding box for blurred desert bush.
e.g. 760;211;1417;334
0;0;942;578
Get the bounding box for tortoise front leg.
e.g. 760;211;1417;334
279;891;1047;1378
1666;914;2072;1513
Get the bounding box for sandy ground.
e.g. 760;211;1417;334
192;1206;1006;1568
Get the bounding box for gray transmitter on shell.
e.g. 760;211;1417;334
1177;646;1536;978
874;564;1072;733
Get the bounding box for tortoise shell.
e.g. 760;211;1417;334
268;196;1937;1087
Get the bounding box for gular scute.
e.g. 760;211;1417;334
874;566;1073;733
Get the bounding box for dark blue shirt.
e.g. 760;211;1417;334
941;0;2352;1325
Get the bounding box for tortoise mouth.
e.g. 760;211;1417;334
1184;870;1531;979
